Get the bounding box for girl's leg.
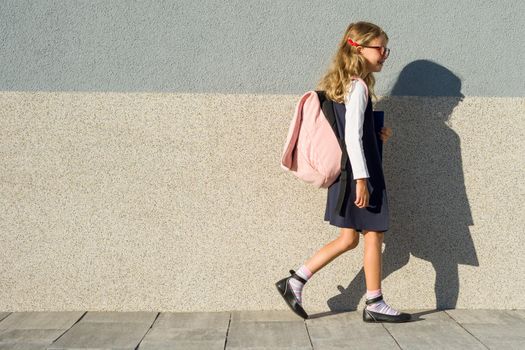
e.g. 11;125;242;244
304;227;360;274
288;228;359;303
363;230;384;289
363;230;401;315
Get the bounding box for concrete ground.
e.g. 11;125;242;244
0;309;523;349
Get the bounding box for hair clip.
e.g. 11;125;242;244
347;38;360;47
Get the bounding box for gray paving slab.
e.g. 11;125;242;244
227;310;311;349
138;327;227;350
407;309;456;323
231;310;304;322
0;328;65;350
514;309;525;319
139;311;230;350
0;328;64;343
445;309;525;324
446;309;525;350
306;310;400;349
0;342;51;350
383;309;487;350
152;311;230;330
457;323;525;350
0;312;84;330
81;311;157;324
47;322;151;350
0;315;10;323
0;312;83;349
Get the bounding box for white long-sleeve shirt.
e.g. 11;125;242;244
344;79;369;180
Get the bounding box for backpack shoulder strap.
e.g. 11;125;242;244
315;90;350;216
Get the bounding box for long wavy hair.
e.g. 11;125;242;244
316;21;389;103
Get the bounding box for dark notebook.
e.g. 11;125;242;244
373;111;384;162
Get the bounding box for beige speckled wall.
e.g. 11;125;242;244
1;92;523;311
1;0;524;312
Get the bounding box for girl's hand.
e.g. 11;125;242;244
355;179;369;208
379;127;393;143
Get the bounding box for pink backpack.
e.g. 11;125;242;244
280;77;369;215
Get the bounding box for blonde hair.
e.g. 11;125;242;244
316;21;389;103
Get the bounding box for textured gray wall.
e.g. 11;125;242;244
1;1;524;312
1;0;523;96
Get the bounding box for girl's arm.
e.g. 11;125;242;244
344;79;369;181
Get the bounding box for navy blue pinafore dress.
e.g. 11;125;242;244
324;95;389;233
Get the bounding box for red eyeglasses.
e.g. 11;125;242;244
347;38;391;58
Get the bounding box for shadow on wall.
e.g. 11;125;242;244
325;60;479;313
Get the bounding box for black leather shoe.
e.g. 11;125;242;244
362;295;411;323
275;269;309;319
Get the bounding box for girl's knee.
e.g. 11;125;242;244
338;228;360;251
363;230;384;243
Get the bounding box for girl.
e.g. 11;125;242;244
275;21;411;323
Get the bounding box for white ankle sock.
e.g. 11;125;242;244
288;265;312;304
365;289;400;316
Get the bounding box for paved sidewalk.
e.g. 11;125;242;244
0;309;524;349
